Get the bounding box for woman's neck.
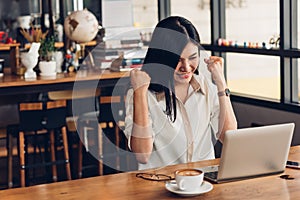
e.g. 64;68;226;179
175;82;190;104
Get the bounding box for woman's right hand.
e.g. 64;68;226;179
130;69;151;92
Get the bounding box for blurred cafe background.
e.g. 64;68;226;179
0;0;300;190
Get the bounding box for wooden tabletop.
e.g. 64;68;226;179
0;70;130;96
1;146;299;200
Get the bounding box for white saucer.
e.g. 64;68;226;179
40;73;56;77
165;180;213;197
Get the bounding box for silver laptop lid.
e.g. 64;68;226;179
217;123;295;181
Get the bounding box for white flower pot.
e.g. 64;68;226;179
39;61;56;76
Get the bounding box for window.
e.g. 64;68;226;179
84;0;101;21
224;0;281;101
298;1;300;49
132;0;158;28
170;0;211;44
102;0;158;28
226;0;279;47
226;53;280;100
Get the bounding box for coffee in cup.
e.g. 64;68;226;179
175;169;204;191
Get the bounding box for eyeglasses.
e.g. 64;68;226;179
136;172;174;181
280;174;295;180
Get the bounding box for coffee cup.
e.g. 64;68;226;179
175;169;204;192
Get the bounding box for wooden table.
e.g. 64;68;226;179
1;146;299;200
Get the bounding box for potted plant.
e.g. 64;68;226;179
38;35;57;76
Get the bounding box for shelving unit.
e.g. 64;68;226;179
201;44;300;58
0;43;21;74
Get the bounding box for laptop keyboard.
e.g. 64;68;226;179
205;171;218;180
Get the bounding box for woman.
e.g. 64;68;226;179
124;16;237;170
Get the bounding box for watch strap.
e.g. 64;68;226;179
218;88;230;97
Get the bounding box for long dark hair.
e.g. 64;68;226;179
141;16;201;122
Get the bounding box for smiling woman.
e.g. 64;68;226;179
123;16;237;170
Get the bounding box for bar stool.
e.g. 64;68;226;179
48;89;101;178
48;89;126;177
97;95;125;173
7;99;71;187
74;95;127;177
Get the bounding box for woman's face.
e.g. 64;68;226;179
174;41;199;85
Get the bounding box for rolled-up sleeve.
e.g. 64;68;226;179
209;85;220;142
124;89;134;150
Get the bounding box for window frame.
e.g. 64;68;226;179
97;0;300;113
164;0;300;113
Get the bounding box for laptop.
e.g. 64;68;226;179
202;123;295;183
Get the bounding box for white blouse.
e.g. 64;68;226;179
124;74;220;170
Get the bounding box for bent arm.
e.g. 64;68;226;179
130;89;153;164
205;56;237;142
217;88;237;143
129;69;153;164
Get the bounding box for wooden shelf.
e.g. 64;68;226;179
24;42;64;50
81;40;97;46
23;41;96;50
201;44;300;58
0;43;20;51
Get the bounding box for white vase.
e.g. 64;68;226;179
54;51;64;73
39;61;57;77
21;52;39;80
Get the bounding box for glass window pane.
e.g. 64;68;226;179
84;0;101;20
227;53;280;100
298;1;300;48
102;0;157;28
226;0;279;48
170;0;211;44
132;0;158;28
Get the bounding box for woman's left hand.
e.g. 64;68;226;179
204;56;227;89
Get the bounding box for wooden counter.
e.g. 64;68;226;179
1;146;299;200
0;70;130;96
0;43;20;51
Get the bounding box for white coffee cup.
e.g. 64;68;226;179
175;169;204;192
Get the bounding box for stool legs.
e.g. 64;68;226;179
49;130;58;182
19;131;25;187
115;122;120;171
61;126;71;180
18;127;71;187
98;123;103;176
78;125;84;178
77;121;103;178
7;132;13;188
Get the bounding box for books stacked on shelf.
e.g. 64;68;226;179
120;58;144;71
104;39;143;49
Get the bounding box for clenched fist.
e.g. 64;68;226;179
204;56;227;89
130;69;151;92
